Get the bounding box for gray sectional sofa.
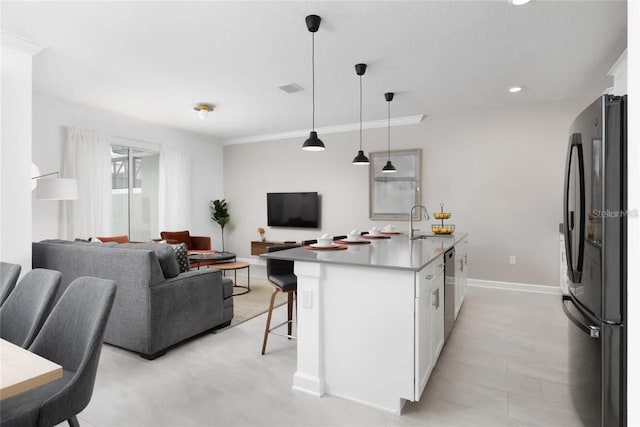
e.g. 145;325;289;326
32;240;233;359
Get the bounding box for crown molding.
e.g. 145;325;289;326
223;114;425;146
1;30;46;56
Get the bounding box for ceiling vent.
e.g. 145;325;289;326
278;83;305;94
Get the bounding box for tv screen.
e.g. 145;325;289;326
267;192;319;228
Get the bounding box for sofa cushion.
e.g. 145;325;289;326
119;243;180;279
160;231;192;249
73;241;119;247
39;239;73;244
96;234;129;243
170;243;190;273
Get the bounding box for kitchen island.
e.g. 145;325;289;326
261;232;469;414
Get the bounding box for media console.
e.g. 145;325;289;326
250;241;292;256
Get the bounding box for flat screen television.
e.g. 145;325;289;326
267;192;320;228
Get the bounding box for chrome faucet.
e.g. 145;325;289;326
410;204;430;240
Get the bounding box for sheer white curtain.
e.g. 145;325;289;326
158;145;191;232
60;127;112;239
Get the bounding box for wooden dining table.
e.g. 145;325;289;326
0;338;63;400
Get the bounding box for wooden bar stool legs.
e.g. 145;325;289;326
262;243;300;355
287;292;294;338
261;288;297;355
261;288;279;355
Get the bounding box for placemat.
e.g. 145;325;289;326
336;239;371;245
303;244;348;251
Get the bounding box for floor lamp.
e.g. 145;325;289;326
31;164;78;200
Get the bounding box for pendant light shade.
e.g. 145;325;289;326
382;92;397;173
382;160;397;173
352;63;369;165
302;15;325;151
353;150;369;164
303;131;325;151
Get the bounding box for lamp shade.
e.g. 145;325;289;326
352;150;370;165
382;160;397;174
302;131;325;151
35;178;78;200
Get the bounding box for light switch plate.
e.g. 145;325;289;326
302;290;313;308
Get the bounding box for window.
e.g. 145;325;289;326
369;149;422;220
111;146;160;241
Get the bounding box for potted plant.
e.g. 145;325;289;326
210;199;230;251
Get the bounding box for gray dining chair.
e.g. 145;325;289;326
0;261;21;306
0;269;61;348
0;276;116;427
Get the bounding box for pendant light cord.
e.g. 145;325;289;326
312;32;315;132
387;101;391;160
359;75;363;150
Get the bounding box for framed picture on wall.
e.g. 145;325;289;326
369;149;422;220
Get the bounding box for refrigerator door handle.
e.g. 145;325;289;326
569;211;574;231
561;296;600;338
575;139;586;283
563;133;586;283
563;135;576;277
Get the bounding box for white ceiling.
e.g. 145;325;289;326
2;1;627;142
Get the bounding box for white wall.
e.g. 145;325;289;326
32;94;224;243
224;97;593;287
1;37;43;272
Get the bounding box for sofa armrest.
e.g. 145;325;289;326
149;269;224;353
190;235;211;251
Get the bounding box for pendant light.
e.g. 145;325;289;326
382;92;397;173
352;63;370;165
302;15;325;151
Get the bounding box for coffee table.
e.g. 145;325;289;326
215;262;251;296
188;251;236;269
187;252;250;295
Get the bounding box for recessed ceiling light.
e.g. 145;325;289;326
509;86;523;93
511;0;531;5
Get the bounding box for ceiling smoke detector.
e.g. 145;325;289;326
278;83;305;94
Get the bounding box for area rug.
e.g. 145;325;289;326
225;276;288;329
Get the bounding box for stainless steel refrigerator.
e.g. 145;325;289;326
562;94;626;427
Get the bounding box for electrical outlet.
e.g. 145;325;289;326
509;256;516;265
302;290;313;308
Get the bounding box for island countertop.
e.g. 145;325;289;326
260;232;468;272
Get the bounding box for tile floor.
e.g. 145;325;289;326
71;281;584;427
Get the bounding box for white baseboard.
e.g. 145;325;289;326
292;372;324;397
468;278;562;295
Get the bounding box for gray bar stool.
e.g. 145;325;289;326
261;244;300;355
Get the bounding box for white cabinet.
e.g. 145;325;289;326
414;260;444;400
454;239;468;318
430;269;445;364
